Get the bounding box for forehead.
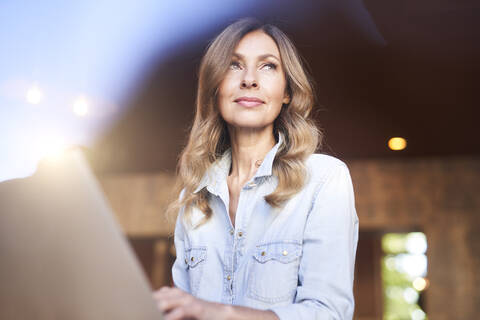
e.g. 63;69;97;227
234;30;281;60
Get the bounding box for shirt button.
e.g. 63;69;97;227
238;231;243;237
229;229;234;235
191;257;194;262
227;275;231;281
184;258;188;264
282;250;288;256
261;251;266;256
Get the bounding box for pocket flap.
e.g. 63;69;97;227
185;247;207;268
253;241;302;264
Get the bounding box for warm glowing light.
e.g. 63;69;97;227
26;85;43;104
388;137;407;151
412;277;429;291
36;136;69;163
73;97;89;116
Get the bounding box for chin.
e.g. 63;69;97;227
222;113;277;131
228;121;273;131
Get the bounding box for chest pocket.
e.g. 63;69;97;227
185;246;207;296
247;240;302;303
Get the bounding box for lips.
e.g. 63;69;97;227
234;96;264;107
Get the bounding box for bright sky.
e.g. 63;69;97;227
0;0;258;182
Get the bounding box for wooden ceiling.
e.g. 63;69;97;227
88;0;479;173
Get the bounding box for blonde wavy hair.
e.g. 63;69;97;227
166;17;323;228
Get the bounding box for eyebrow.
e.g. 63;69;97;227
232;52;280;62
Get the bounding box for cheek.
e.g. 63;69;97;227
216;88;233;121
266;103;283;122
217;76;236;104
265;79;287;121
218;74;243;113
263;75;287;105
218;73;239;93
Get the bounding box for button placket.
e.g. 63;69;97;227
236;229;245;257
227;274;233;293
229;189;250;303
223;245;234;300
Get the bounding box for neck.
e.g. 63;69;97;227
228;126;276;182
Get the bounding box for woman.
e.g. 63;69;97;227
153;18;359;320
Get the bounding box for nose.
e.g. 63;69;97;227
241;79;258;88
240;69;258;89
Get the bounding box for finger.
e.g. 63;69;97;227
153;286;184;297
152;286;173;297
156;291;192;313
153;287;178;302
164;306;196;320
153;287;184;302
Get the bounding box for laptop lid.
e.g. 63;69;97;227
0;149;163;320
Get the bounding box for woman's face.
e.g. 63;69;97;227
217;30;290;131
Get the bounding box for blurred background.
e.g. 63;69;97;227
1;0;479;319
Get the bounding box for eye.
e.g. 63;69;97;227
262;62;277;70
229;61;242;70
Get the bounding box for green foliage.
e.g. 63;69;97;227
382;233;407;254
382;233;428;320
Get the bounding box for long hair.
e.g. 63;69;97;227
166;17;322;228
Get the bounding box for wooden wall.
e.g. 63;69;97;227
349;156;480;319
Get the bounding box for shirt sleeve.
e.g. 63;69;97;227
171;189;190;292
269;163;360;320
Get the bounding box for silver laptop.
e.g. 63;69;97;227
0;148;164;320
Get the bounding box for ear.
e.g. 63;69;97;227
282;92;291;105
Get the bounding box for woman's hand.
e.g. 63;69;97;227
153;286;279;320
152;286;228;320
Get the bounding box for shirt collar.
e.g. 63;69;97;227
194;132;284;194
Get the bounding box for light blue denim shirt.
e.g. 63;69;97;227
171;134;359;319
